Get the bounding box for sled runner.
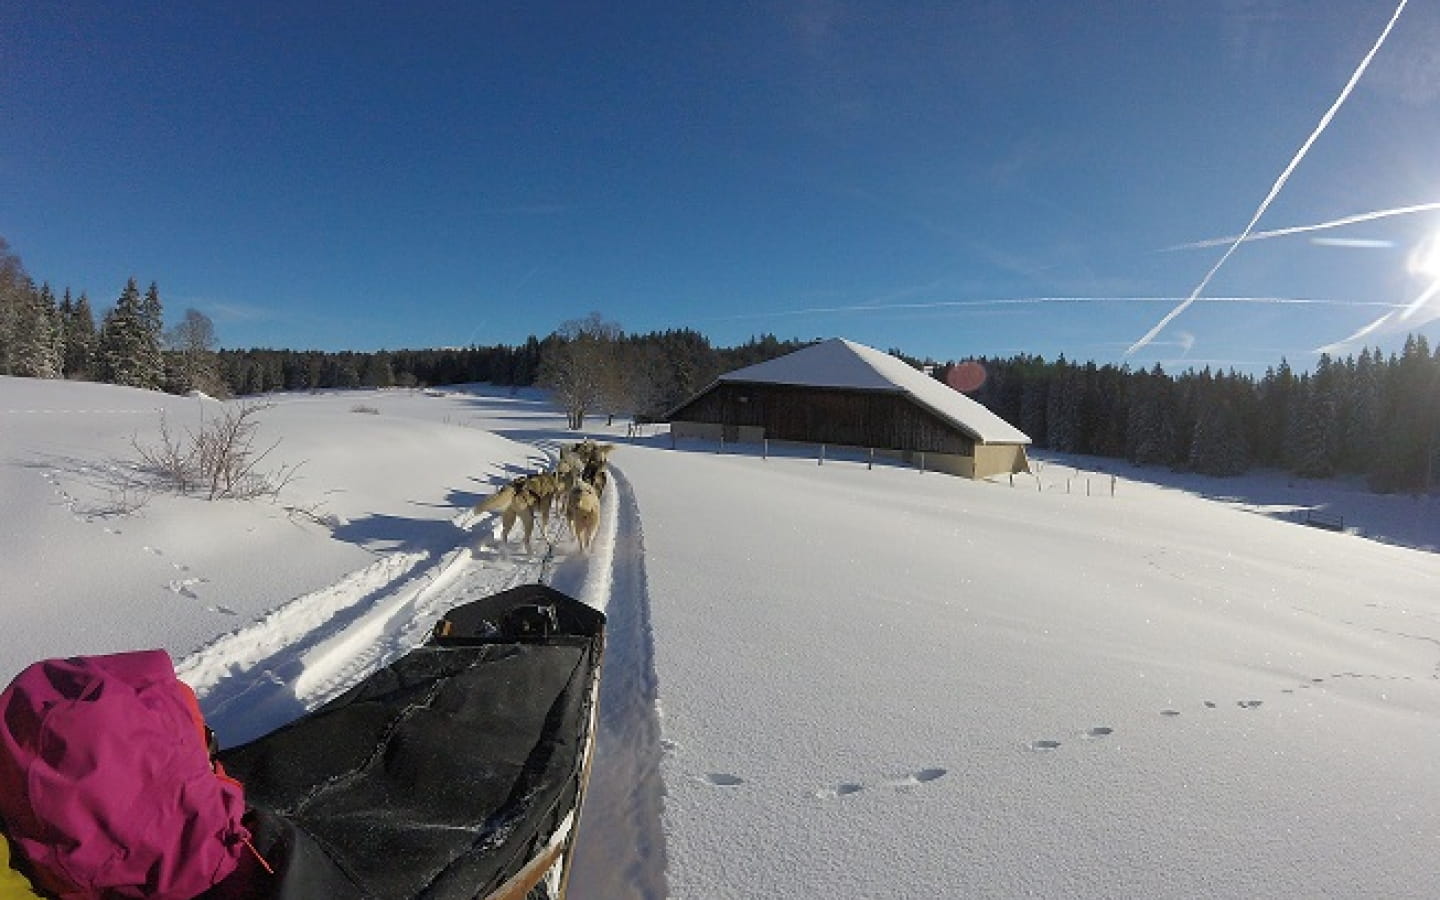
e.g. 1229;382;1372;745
0;584;605;900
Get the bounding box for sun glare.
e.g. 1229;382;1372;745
1406;231;1440;279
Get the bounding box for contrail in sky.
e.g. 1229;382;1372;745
1127;0;1411;357
1314;281;1440;353
713;295;1407;322
1163;201;1440;251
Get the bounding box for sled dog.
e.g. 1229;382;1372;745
519;470;562;528
474;478;542;549
582;460;609;498
567;481;601;553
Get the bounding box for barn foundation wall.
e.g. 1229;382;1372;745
669;421;1028;479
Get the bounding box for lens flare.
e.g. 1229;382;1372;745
946;361;987;393
1406;231;1440;279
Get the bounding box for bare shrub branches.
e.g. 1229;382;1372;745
132;402;304;500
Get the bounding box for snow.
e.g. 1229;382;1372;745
4;374;1440;898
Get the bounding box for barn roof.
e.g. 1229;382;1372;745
709;338;1031;445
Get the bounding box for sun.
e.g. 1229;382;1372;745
1406;231;1440;280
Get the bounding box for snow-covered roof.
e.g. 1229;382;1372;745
715;338;1031;444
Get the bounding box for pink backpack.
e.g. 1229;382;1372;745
0;651;251;899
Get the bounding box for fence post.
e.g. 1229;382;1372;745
1067;479;1071;494
1087;478;1091;496
764;438;769;460
1110;474;1116;497
868;447;874;470
670;430;676;450
718;435;724;454
1009;473;1014;488
919;451;926;473
819;444;825;465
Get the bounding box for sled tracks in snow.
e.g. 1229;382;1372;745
565;466;670;900
178;483;580;747
175;451;671;900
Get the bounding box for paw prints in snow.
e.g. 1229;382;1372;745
813;768;948;799
166;577;209;600
702;773;745;787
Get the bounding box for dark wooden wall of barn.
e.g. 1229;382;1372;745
671;383;975;454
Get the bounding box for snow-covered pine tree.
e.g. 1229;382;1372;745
98;278;163;388
1018;371;1047;448
1370;335;1437;492
1044;362;1083;453
0;237;28;375
61;290;98;379
1289;380;1329;477
1291;355;1340;478
1187;385;1250;476
1340;348;1382;473
1255;359;1296;468
10;280;62;378
138;282;165;388
1126;366;1175;465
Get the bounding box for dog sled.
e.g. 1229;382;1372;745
0;584;605;900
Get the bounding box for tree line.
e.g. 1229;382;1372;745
0;238;222;394
0;237;805;424
4;234;1435;492
952;339;1440;494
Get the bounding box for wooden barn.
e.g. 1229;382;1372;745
666;338;1031;479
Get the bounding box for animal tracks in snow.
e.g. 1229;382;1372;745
165;576;210;600
702;773;745;787
1027;671;1411;758
689;766;949;799
811;768;948;799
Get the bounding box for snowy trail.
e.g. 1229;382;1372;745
567;466;669;900
180;485;580;747
173;435;672;898
172;431;671;894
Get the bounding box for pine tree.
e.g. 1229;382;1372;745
362;351;395;388
61;291;98;379
10;280;61;378
1045;362;1083;452
1189;401;1249;475
138;282;165;388
0;237;28;375
1186;374;1250;476
1340;348;1381;472
1370;336;1436;492
97;278;164;388
1019;372;1048;447
1255;359;1296;467
1291;355;1340;478
1126;366;1175;465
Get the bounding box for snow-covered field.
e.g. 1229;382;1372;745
3;375;1440;898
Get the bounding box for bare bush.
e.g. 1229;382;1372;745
132;402;304;500
80;469;153;518
133;412;200;493
350;403;381;415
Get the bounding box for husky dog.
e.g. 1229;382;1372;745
556;442;613;507
581;460;609;498
562;440;614;471
519;471;563;528
474;475;546;549
575;440;614;467
567;480;601;553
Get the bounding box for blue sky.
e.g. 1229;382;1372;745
4;1;1440;374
